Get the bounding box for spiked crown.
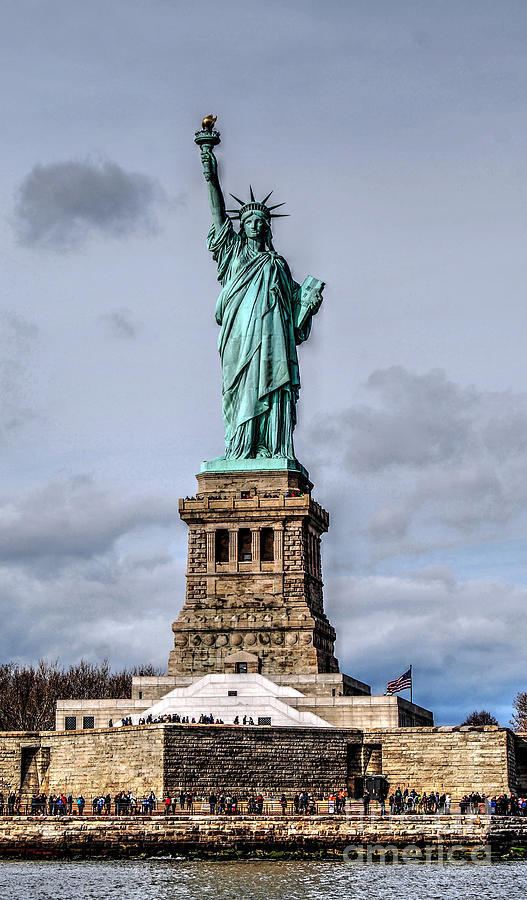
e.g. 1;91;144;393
227;186;288;222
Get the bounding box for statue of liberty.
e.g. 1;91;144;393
196;117;324;465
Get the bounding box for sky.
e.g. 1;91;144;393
1;0;527;726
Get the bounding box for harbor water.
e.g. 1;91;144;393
0;858;525;899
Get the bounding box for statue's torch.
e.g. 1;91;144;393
194;114;221;152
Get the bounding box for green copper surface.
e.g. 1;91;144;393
200;456;309;479
197;119;324;467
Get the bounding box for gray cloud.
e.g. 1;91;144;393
14;160;162;250
336;367;479;473
328;568;525;725
0;549;181;670
0;476;179;567
100;308;141;340
0;312;39;440
311;368;527;553
363;505;412;541
0;476;185;669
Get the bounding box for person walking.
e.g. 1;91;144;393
148;791;156;814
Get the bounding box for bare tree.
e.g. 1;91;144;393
511;692;527;732
460;709;498;726
0;659;163;731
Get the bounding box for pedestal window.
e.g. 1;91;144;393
238;528;252;561
215;529;229;563
261;527;274;561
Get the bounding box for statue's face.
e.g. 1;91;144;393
242;211;267;241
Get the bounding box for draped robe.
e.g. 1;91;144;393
208;218;311;459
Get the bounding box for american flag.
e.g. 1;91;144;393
386;667;412;694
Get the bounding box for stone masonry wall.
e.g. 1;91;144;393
186;527;206;599
44;726;165;798
365;727;513;798
169;470;339;677
0;724;517;804
163;725;361;797
512;733;527;794
0;815;524;858
12;727;165;800
0;734;36;796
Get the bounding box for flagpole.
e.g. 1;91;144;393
410;665;413;705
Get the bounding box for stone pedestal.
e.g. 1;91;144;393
168;468;339;676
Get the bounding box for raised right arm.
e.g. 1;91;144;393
200;147;226;233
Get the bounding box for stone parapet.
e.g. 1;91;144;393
3;723;520;804
269;673;371;698
55;699;150;731
364;726;512;798
0;815;523;858
285;694;432;729
15;725;166;801
179;493;329;532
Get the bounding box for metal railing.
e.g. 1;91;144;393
4;797;526;818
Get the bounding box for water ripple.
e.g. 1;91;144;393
0;858;524;899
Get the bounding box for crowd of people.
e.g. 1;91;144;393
111;713;258;727
91;791;158;815
474;793;527;816
0;793;21;814
200;792;317;815
18;789;323;817
459;791;485;813
359;787;527;817
386;787;450;815
164;791;195;813
138;714;227;726
328;790;348;814
26;794;76;815
203;793;239;815
2;785;527;817
291;792;317;815
13;791;160;816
